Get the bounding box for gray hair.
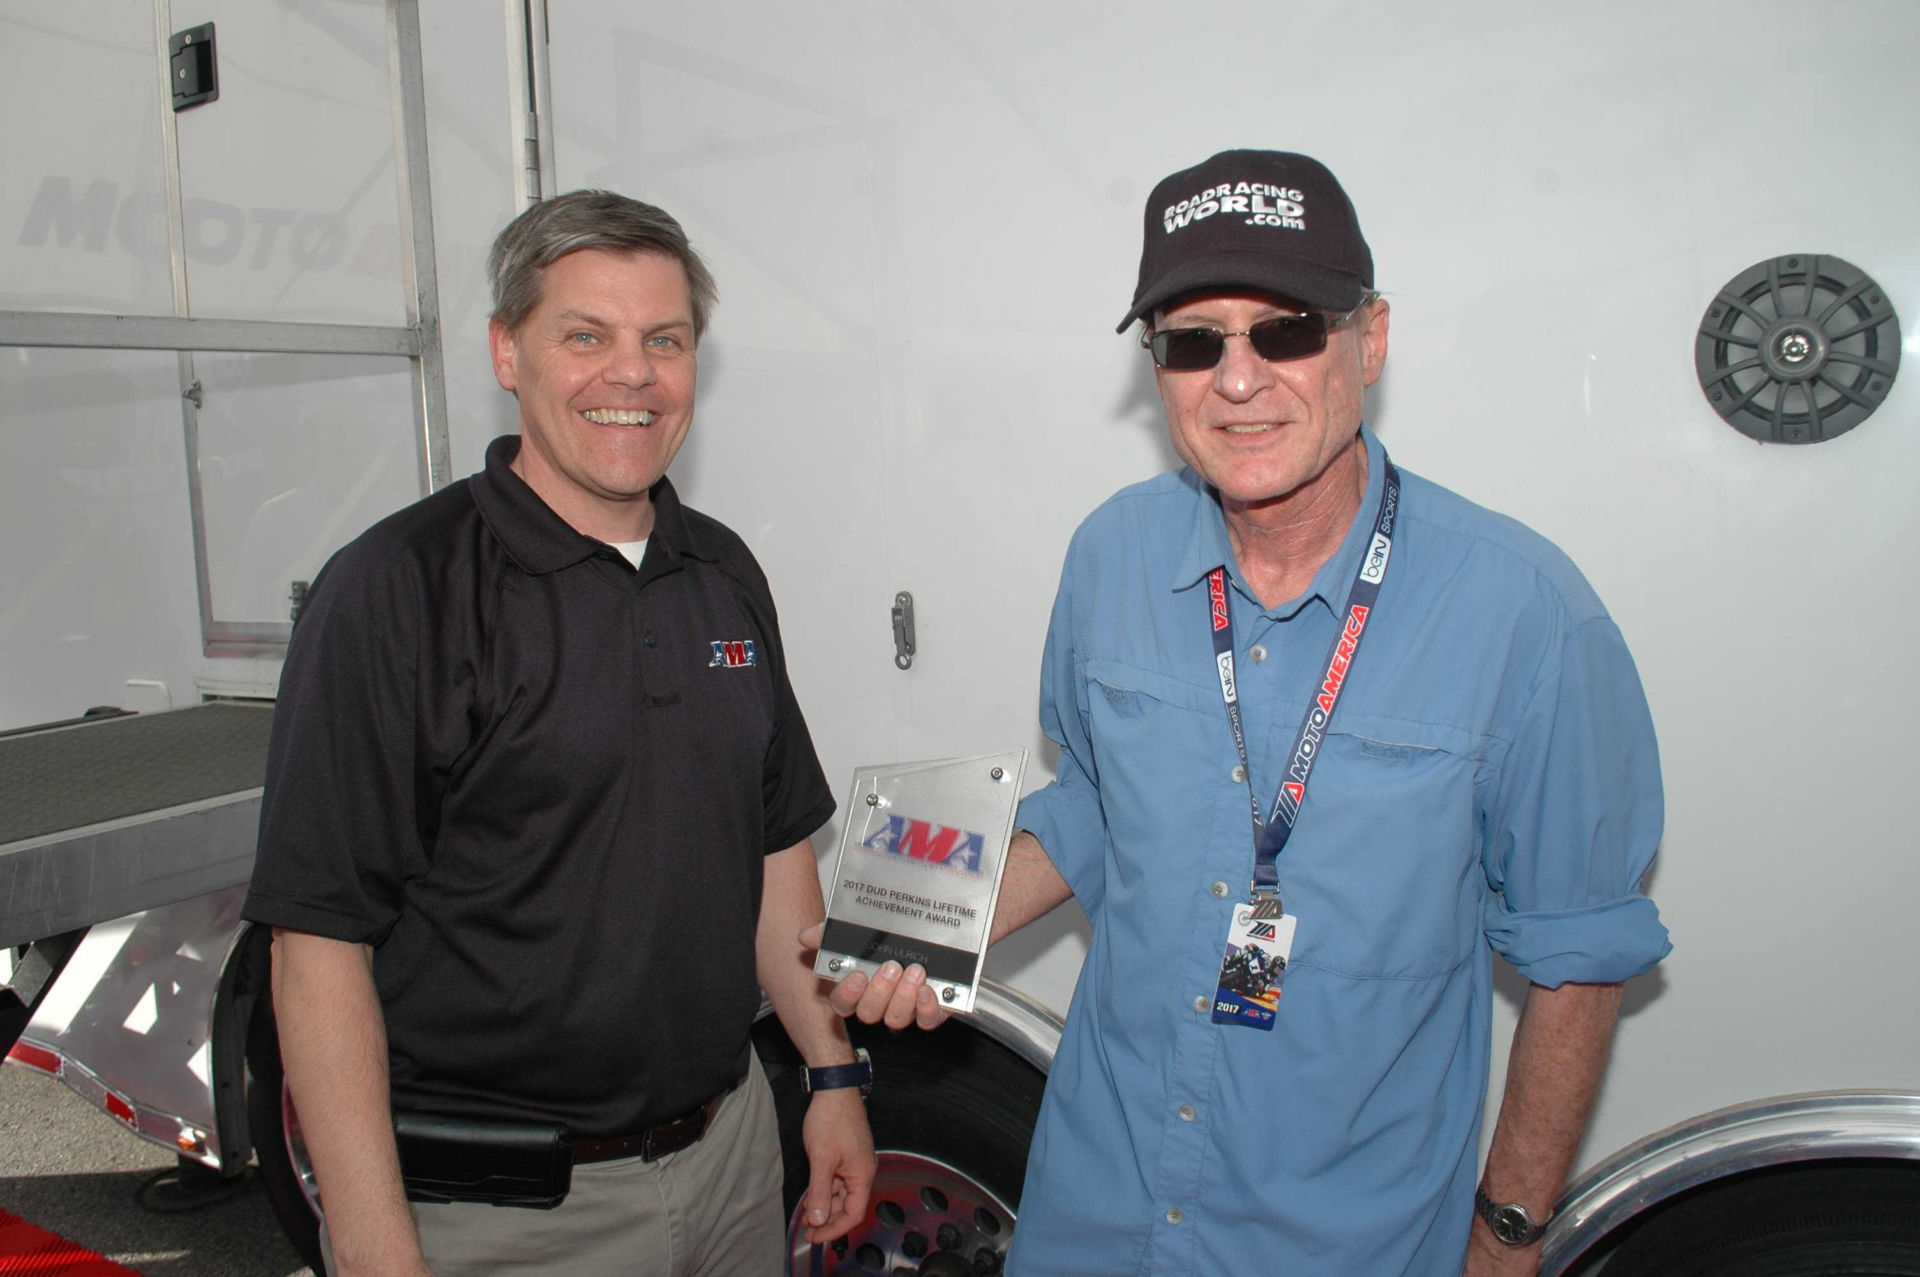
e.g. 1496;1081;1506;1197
487;190;718;338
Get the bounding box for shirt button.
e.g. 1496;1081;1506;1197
1178;1104;1195;1122
1192;995;1209;1013
643;632;657;648
1210;880;1229;898
1166;1207;1183;1224
1230;764;1247;784
1249;644;1268;663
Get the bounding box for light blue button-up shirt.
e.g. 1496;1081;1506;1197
1010;426;1669;1275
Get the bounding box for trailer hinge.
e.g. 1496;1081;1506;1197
523;111;542;201
892;591;917;670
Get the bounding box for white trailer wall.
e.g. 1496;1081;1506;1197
4;6;202;720
3;0;1915;1184
0;0;517;724
536;1;1920;1171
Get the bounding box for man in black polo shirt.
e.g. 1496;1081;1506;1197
244;191;873;1276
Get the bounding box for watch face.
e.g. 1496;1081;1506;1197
1491;1204;1536;1245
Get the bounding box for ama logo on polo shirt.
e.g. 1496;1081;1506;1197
708;639;757;668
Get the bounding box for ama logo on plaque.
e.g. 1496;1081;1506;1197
859;816;987;875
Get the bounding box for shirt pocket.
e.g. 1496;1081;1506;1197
1280;716;1484;980
1081;658;1231;866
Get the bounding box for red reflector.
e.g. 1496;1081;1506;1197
106;1092;137;1128
6;1041;61;1075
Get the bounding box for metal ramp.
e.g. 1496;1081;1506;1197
1;702;272;947
1;703;272;1052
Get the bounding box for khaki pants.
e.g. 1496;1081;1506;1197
322;1053;787;1276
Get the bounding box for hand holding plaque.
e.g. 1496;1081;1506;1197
813;750;1027;1014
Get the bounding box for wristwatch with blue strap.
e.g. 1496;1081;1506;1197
801;1046;873;1097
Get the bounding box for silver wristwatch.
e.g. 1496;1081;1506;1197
1474;1184;1552;1246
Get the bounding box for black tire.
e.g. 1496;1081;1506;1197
1600;1162;1920;1277
753;1013;1046;1273
246;979;327;1273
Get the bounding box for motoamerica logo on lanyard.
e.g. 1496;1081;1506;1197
1208;457;1401;1029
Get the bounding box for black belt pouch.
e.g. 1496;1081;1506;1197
392;1110;573;1209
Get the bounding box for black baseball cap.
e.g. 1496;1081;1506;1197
1119;149;1373;332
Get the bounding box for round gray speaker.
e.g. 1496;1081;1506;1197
1695;254;1900;444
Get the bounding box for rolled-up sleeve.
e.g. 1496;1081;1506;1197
1482;614;1671;986
1014;545;1109;916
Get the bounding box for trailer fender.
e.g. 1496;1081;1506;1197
1543;1090;1920;1275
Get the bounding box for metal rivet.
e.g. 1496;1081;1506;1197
990;766;1005;781
828;957;844;972
1178;1105;1195;1122
866;793;880;806
941;986;957;1003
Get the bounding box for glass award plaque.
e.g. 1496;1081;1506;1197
813;750;1028;1013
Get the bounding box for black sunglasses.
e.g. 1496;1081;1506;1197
1143;306;1360;372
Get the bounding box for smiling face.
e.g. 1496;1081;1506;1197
488;247;698;542
1151;291;1389;517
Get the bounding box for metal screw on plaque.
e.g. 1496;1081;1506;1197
828;957;844;972
866;793;880;806
941;986;957;1003
990;767;1005;782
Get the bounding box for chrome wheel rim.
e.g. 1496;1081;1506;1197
788;1149;1015;1275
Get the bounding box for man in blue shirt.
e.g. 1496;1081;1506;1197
830;149;1669;1274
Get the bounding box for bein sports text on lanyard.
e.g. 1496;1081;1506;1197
1207;457;1400;917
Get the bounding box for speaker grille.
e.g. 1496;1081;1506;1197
1695;254;1900;443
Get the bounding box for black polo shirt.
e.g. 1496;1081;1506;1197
245;436;834;1136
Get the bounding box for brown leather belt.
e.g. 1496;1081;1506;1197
569;1079;738;1164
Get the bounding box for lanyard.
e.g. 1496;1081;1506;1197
1206;457;1400;907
